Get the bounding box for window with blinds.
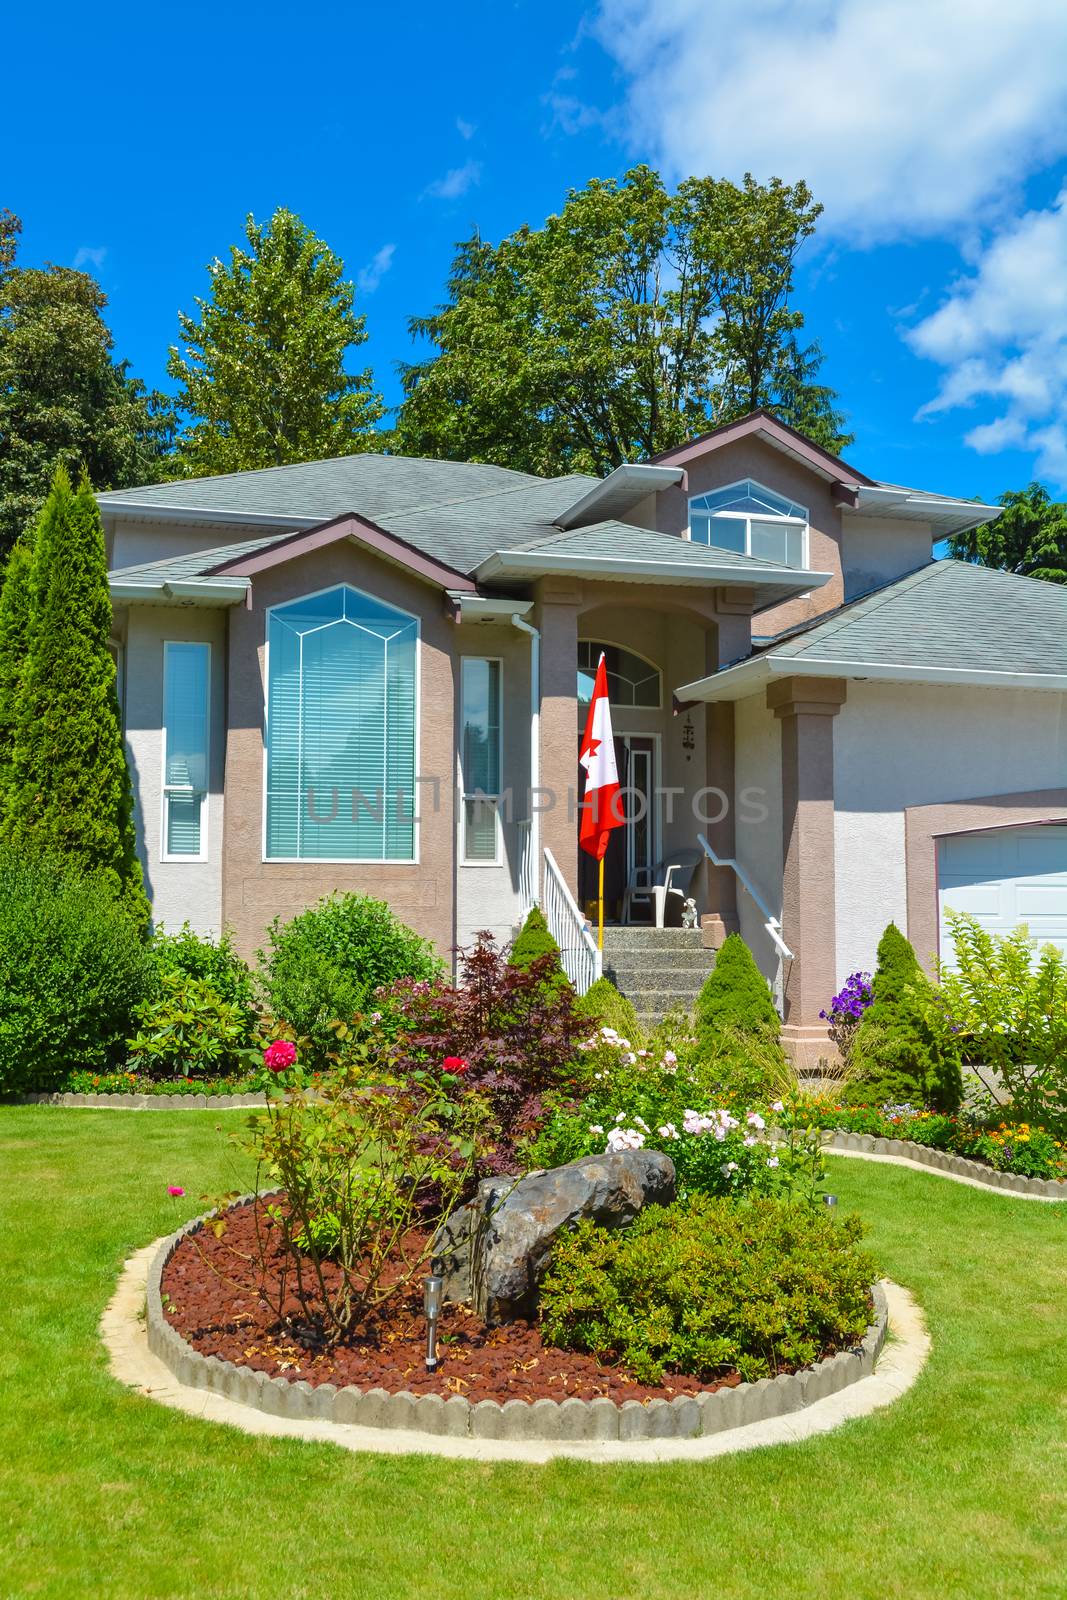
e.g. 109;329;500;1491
162;641;210;859
265;585;419;862
460;657;502;864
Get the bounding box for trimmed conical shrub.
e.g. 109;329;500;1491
3;467;149;928
848;922;962;1111
575;975;643;1045
695;933;781;1049
0;530;35;823
509;905;569;988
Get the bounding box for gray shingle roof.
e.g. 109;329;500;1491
505;520;799;571
766;560;1067;674
99;453;560;523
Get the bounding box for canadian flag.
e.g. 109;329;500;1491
578;652;624;861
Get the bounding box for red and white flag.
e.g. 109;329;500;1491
578;652;624;861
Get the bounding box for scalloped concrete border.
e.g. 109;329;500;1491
816;1130;1066;1201
22;1090;268;1109
103;1202;913;1462
102;1230;925;1463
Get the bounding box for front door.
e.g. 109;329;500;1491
578;734;657;921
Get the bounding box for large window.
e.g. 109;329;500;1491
162;641;210;860
460;657;502;864
265;585;418;862
577;641;660;708
689;479;808;569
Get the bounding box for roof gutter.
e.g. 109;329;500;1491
108;577;251;607
850;485;1000;532
554;464;685;530
676;652;1067;704
98;500;316;531
476;549;831;592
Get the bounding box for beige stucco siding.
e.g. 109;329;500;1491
123;604;227;937
841;516;932;600
833;682;1067;982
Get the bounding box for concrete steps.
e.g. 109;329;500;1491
600;926;715;1031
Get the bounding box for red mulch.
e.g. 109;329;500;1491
161;1198;746;1405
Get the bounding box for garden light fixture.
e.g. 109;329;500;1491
824;1193;838;1211
423;1259;444;1373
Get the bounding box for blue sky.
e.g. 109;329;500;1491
8;0;1067;500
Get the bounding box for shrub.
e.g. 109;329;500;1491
0;851;153;1094
128;971;260;1079
935;912;1067;1134
509;906;569;988
697;928;780;1062
385;932;591;1171
849;924;962;1113
575;976;642;1043
150;924;258;1033
230;1062;487;1345
260;893;441;1069
539;1195;878;1384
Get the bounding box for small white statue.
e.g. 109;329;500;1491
681;897;699;929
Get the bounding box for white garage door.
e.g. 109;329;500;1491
938;824;1067;969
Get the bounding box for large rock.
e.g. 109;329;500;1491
435;1150;675;1325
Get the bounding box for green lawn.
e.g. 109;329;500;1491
1;1108;1065;1600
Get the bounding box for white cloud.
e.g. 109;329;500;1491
906;189;1067;485
424;160;482;200
73;245;107;271
456;117;476;141
591;0;1067;242
356;243;396;294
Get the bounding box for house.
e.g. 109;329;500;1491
100;411;1067;1062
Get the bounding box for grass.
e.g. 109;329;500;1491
1;1108;1065;1600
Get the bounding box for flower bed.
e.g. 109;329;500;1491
788;1099;1067;1183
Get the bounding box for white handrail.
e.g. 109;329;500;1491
542;846;602;994
697;831;793;960
517;820;535;921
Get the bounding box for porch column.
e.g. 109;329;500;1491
533;578;582;899
767;675;847;1067
700;593;754;946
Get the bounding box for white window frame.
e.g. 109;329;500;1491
161;640;210;864
686;478;809;570
577;639;662;711
459;655;504;868
260;582;422;866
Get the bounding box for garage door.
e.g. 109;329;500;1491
938;824;1067;969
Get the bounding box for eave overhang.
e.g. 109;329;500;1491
108;578;251;607
676;653;1067;705
554;464;686;530
475;548;831;607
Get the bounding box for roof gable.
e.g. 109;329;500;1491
206;512;477;592
649;409;876;491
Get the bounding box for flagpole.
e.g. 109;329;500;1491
598;856;604;951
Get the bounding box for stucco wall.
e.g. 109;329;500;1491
833;681;1067;980
840;516;932;600
123;605;227;937
221;544;458;965
731;690;783;984
107;516;281;574
455;622;533;953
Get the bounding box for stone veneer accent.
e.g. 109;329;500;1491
144;1201;888;1445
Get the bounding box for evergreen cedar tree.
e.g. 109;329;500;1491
948;482;1067;586
848;922;963;1113
1;466;149;929
576;976;643;1045
695;934;782;1055
0;532;34;819
508;906;570;989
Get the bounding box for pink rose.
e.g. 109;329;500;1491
167;1186;184;1197
263;1040;297;1073
442;1055;469;1075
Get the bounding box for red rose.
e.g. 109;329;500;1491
442;1055;468;1075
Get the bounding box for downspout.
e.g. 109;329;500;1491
510;613;540;903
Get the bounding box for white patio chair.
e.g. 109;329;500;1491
621;848;703;928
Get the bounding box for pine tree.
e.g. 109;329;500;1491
0;527;35;821
695;935;780;1043
848;923;962;1111
3;467;149;927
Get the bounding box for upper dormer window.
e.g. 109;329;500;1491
688;479;808;569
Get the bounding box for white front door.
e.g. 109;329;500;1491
937;823;1067;968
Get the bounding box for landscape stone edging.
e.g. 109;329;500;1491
22;1090;271;1109
145;1200;888;1445
808;1129;1066;1200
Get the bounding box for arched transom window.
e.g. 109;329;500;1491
265;585;418;861
577;641;661;708
689;479;807;569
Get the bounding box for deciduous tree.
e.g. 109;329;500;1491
168;208;386;475
396;168;850;476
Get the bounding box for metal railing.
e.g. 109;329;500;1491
543;846;602;994
697;832;793;960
